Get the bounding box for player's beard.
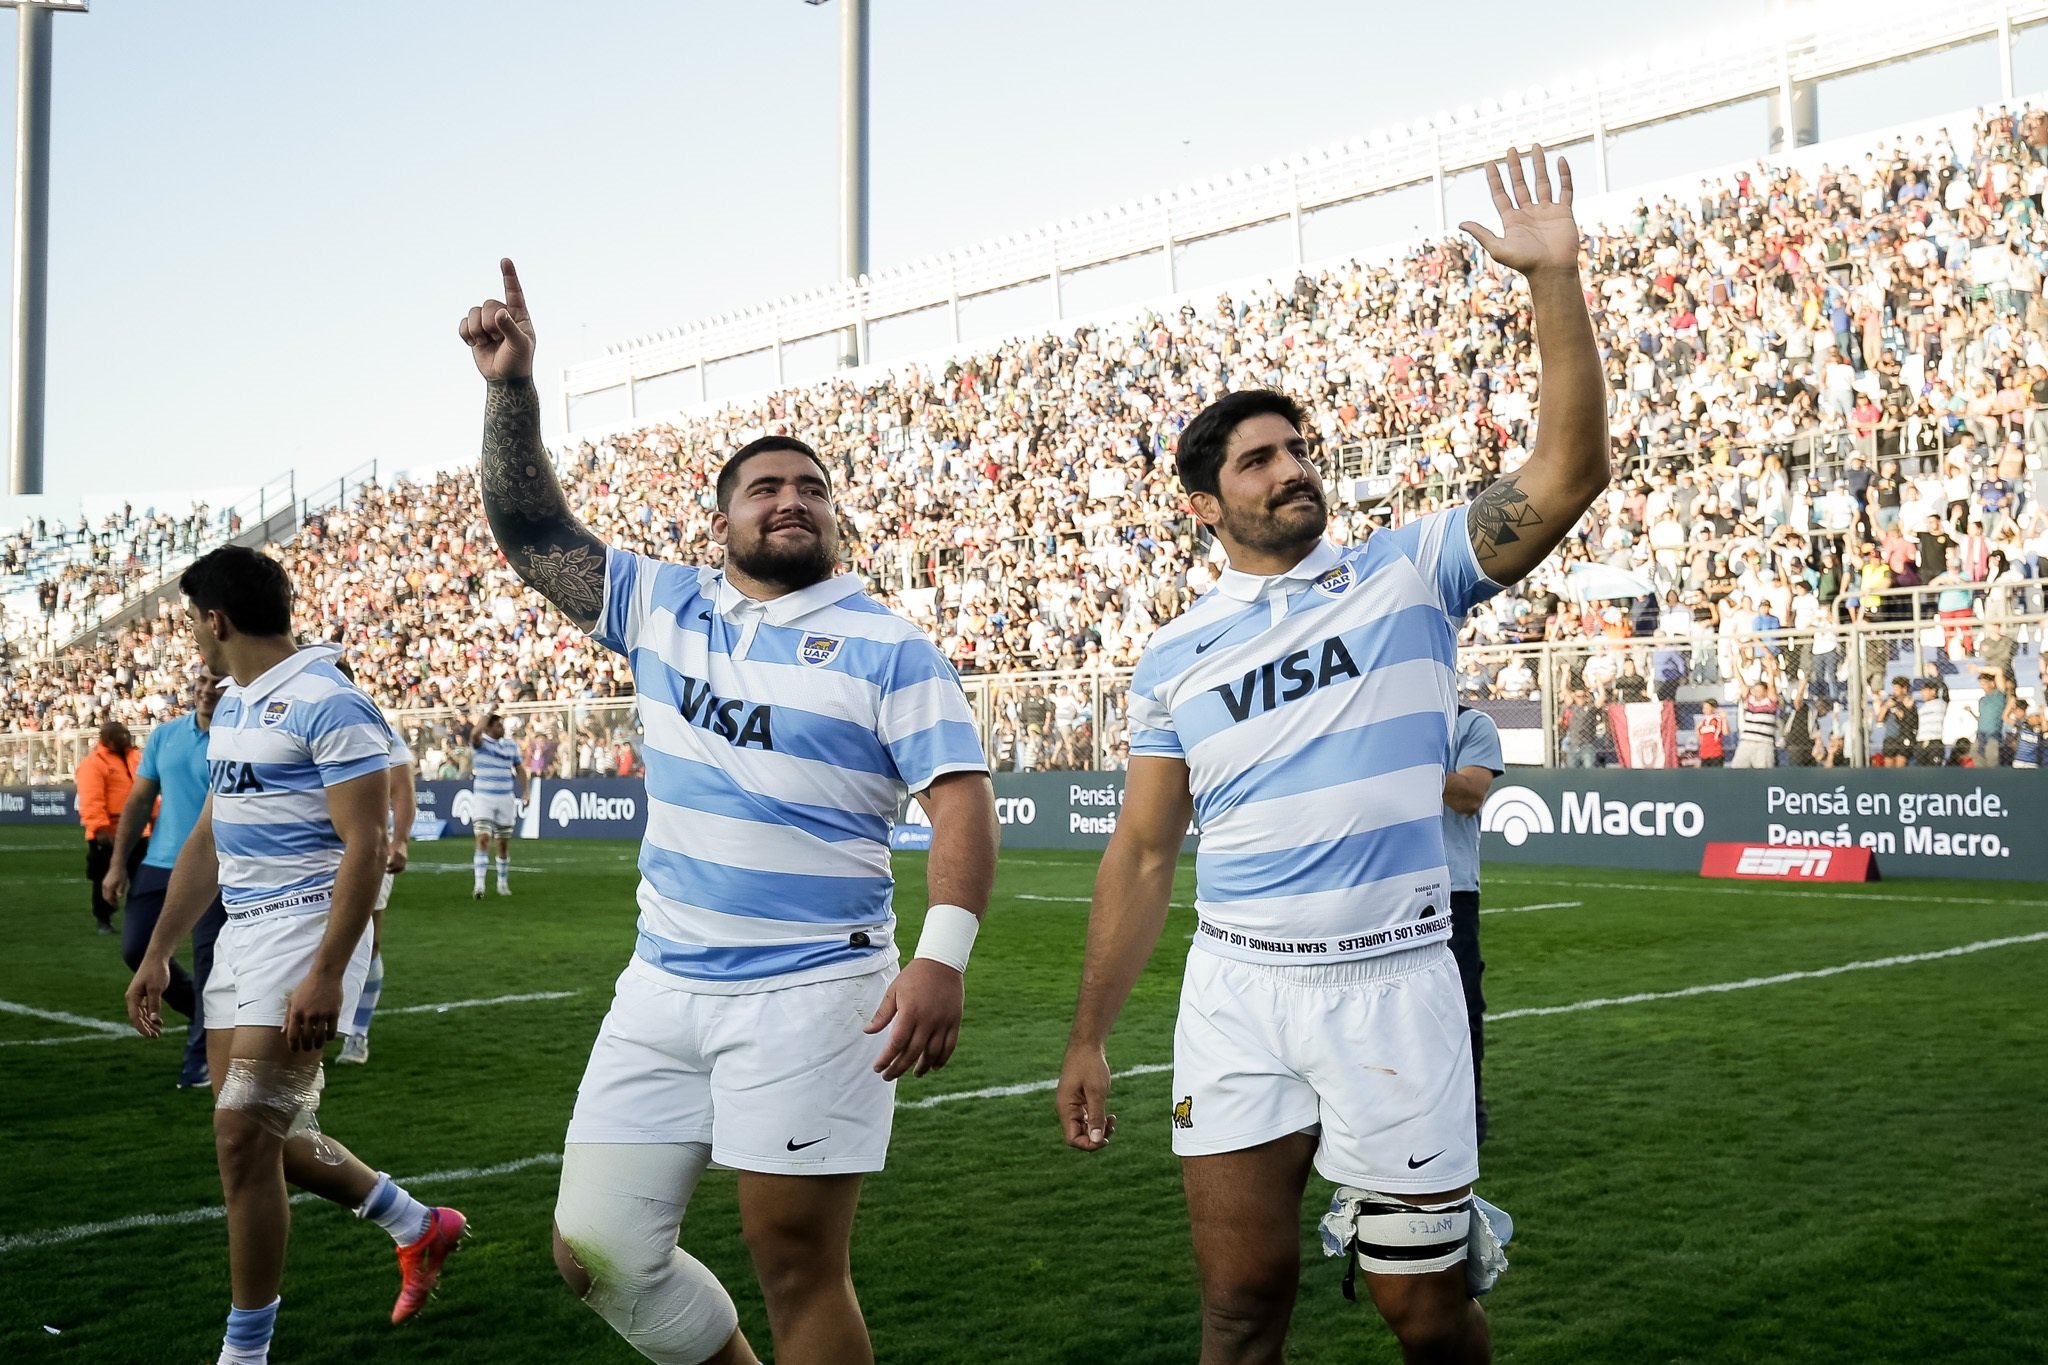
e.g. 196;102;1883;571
1217;480;1328;559
728;519;839;591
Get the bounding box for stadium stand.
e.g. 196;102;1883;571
5;102;2045;780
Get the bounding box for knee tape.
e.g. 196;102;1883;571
215;1059;343;1165
556;1143;737;1365
1319;1187;1513;1299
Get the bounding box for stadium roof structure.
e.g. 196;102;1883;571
561;0;2048;425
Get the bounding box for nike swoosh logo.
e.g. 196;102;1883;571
697;611;712;622
1406;1150;1445;1169
785;1136;829;1152
1194;631;1229;654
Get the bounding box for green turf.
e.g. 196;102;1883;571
1;826;2044;1363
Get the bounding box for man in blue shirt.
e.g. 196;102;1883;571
104;668;228;1088
1442;708;1505;1146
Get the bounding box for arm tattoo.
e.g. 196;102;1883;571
481;376;607;630
1466;474;1546;571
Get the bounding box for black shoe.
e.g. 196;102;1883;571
95;921;114;935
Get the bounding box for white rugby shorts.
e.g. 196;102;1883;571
565;955;899;1175
1170;942;1479;1194
471;793;518;836
202;911;376;1036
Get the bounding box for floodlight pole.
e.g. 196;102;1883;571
2;0;80;497
837;0;869;368
804;0;870;368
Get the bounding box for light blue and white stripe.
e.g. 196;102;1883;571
1129;506;1501;964
207;645;394;919
595;550;987;988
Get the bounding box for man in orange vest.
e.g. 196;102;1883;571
76;720;149;935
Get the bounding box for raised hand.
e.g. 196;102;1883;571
460;258;536;381
1460;145;1582;277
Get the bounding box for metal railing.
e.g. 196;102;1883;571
6;613;2040;787
563;0;2048;410
24;472;301;657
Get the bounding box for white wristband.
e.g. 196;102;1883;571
914;903;980;972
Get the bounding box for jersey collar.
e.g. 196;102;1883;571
229;644;340;709
1214;539;1342;603
712;573;865;626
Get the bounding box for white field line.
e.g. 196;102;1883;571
0;999;127;1035
901;1061;1174;1110
402;861;554;875
1488;930;2048;1021
0;990;584;1047
1481;901;1584;916
0;1033;135;1049
8;928;2044;1256
1011;893;1191;907
0;1152;565;1255
383;990;580;1016
1488;877;2048;909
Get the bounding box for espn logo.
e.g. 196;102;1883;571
1701;842;1879;882
1735;847;1833;877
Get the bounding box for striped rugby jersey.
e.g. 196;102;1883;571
387;730;415;835
472;734;520;798
207;645;396;920
1128;507;1500;964
593;549;988;990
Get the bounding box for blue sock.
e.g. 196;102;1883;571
220;1296;278;1365
356;1171;433;1245
351;953;384;1038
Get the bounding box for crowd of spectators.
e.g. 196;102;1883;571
3;502;234;646
6;102;2048;774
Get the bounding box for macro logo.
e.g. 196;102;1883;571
449;790;475;824
1311;563;1355;598
550;788;638;827
798;634;844;667
1479;785;1554;847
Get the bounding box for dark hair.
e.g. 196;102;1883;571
181;545;291;637
1172;390;1308;498
332;659;355;683
715;436;831;511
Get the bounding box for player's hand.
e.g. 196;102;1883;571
282;972;344;1053
101;864;130;905
386;839;409;875
864;958;963;1080
1460;145;1581;277
1056;1041;1116;1152
125;958;170;1038
459;258;536;382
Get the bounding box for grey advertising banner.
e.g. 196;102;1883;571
13;769;2043;881
0;786;77;824
1474;770;2047;882
893;772;1190;853
901;770;2046;883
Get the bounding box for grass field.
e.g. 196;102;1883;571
2;824;2045;1364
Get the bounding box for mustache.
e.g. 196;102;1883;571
1270;482;1324;510
766;513;816;532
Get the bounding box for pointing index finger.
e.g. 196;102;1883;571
500;258;525;311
